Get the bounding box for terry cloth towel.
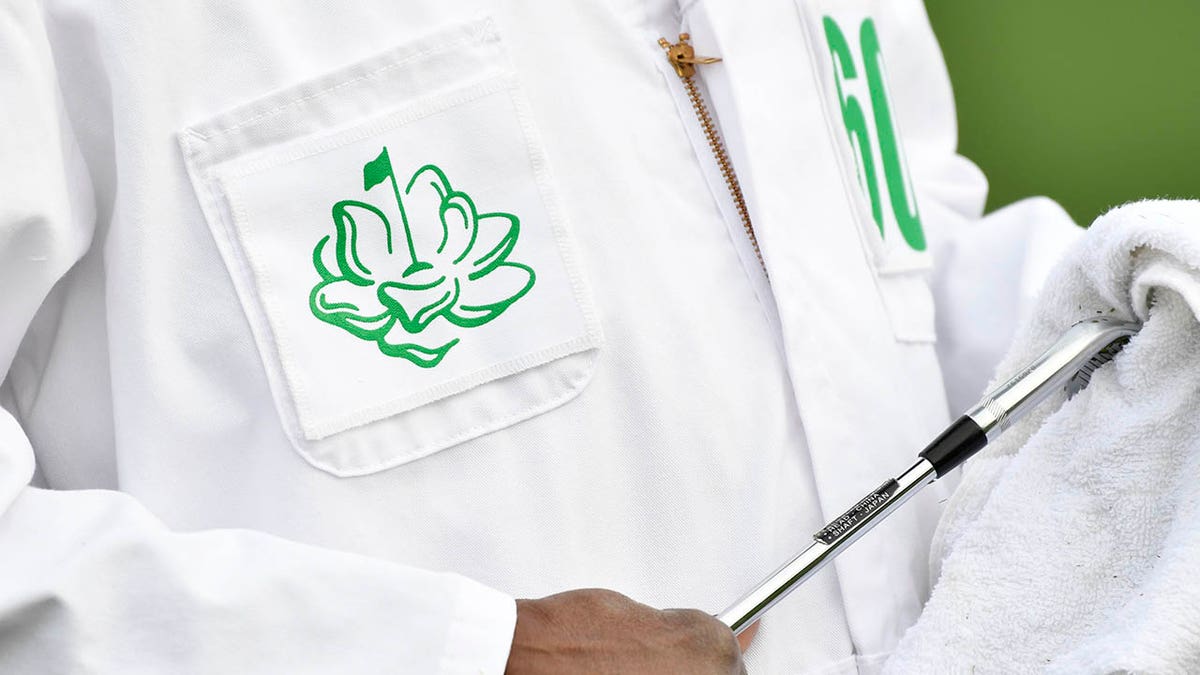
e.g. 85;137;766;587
885;200;1200;674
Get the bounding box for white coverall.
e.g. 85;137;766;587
0;0;1079;672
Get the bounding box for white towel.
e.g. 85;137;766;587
885;200;1200;674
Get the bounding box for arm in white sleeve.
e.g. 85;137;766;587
0;5;514;673
879;0;1083;412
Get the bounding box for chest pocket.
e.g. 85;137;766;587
800;0;937;343
180;18;602;476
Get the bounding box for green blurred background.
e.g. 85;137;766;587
923;2;1200;226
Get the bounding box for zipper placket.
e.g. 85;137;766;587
658;33;764;271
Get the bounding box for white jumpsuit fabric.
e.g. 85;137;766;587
0;0;1078;672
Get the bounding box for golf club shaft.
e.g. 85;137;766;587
716;319;1141;635
717;458;937;634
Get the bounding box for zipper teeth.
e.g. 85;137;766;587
659;34;764;271
678;74;763;269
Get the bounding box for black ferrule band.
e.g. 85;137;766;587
918;415;988;477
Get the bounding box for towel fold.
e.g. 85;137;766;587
885;200;1200;674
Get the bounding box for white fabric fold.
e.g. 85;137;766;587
887;200;1200;673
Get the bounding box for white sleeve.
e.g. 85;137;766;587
879;0;1083;413
0;5;514;673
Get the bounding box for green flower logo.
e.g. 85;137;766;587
309;147;536;368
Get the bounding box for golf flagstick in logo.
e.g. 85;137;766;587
309;147;536;368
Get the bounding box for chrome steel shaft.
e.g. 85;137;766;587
717;458;938;634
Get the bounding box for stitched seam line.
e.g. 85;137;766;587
218;76;511;180
178;134;314;451
303;335;600;440
222;177;315;426
189;19;498;142
504;78;605;341
307;353;600;478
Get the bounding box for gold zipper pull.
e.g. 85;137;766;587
658;33;722;78
657;33;764;271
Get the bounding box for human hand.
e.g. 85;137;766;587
504;589;747;674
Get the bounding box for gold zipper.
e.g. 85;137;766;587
658;33;764;270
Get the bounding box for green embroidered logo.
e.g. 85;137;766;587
309;147;536;368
